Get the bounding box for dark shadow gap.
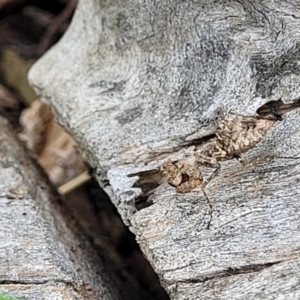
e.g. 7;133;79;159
65;178;169;299
257;97;300;118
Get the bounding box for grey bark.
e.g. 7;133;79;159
28;0;300;298
0;116;145;300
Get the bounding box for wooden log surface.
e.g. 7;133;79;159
28;0;300;298
0;116;144;300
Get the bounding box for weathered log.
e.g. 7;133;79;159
28;0;300;298
0;117;152;300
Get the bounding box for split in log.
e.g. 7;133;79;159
0;117;163;300
28;0;300;298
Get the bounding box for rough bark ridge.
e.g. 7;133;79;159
0;117;149;300
29;0;300;298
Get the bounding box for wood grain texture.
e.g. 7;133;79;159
0;284;89;300
176;257;300;300
28;0;300;298
0;117;140;300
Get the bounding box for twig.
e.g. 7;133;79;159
58;170;91;195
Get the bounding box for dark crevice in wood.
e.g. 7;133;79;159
68;178;170;299
188;133;217;146
0;280;91;298
223;263;277;276
134;194;154;210
175;262;279;284
256;98;300;118
0;279;78;286
129;169;162;210
139;133;218;165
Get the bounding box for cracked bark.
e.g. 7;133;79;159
0;117;156;300
28;0;300;298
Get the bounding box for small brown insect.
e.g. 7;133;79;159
161;112;275;193
161;159;203;193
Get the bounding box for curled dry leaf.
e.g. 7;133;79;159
19;100;87;186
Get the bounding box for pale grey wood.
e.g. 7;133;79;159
28;0;300;298
176;257;300;300
127;110;300;297
0;116;137;300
